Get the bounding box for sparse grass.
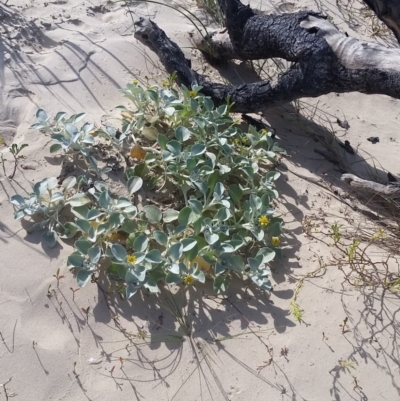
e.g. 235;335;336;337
195;0;224;25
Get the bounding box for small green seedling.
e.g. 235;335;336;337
4;143;29;179
53;268;65;288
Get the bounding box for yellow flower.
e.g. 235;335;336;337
261;129;269;135
242;137;249;145
161;80;168;87
183;275;195;285
232;138;240;146
132;79;139;85
271;236;280;246
127;254;137;264
258;215;270;226
189;90;196;98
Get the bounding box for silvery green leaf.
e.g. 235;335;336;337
265;171;280;182
75;237;92;255
257;247;276;263
33;179;48;197
181;238;197;251
80;147;90;157
88;226;97;242
127;176;143;195
178;207;191;226
250;227;264;241
88;246;101;264
109;212;125;229
261;193;270;207
146;89;159;102
130;252;145;265
213;275;227;293
36;109;48;122
143;205;162;224
68;252;84;267
82;135;95;144
166;140;181;157
164;107;175;116
115;198;132;208
71;205;89;219
168;242;183;262
215;261;225;275
165;272;181;284
213;182;224;198
157;133;168;150
268;221;283;236
10;194;25;206
188;199;202;215
248;257;262;270
82;122;93;134
174;225;186;235
168;263;180;274
76;219;91;233
111;244;127;261
99;191;111;209
192;117;205;129
65;123;78;138
250;195;262;211
42;230;58;248
144;280;159;293
123;206;137;216
204;230;219;245
217;243;234;253
175;126;191;142
97;224;107;236
193;180;208;196
216;207;230;222
145;249;162;264
162;150;174;161
225;239;244;251
133;265;147;281
219;253;244;273
54;111;66;122
87;209;102;221
192;269;205;283
46;177;58;190
70;112;86;123
31;123;46;130
191;144;206;156
153;230;168;246
62;176;76;191
133;235;148;252
106;125;116;137
50;192;64;202
59;222;79;239
14;210;26;220
126;283;139;299
68;193;91;207
50;143;62;153
77;270;92;287
163;209;179;223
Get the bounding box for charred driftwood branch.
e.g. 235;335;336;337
362;0;400;43
134;0;400;113
341;174;400;199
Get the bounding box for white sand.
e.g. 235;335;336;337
1;0;399;400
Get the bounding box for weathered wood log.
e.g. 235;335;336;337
362;0;400;43
134;0;400;113
341;174;400;199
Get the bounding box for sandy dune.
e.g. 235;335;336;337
1;0;399;400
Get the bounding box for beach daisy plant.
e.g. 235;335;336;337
11;77;285;298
